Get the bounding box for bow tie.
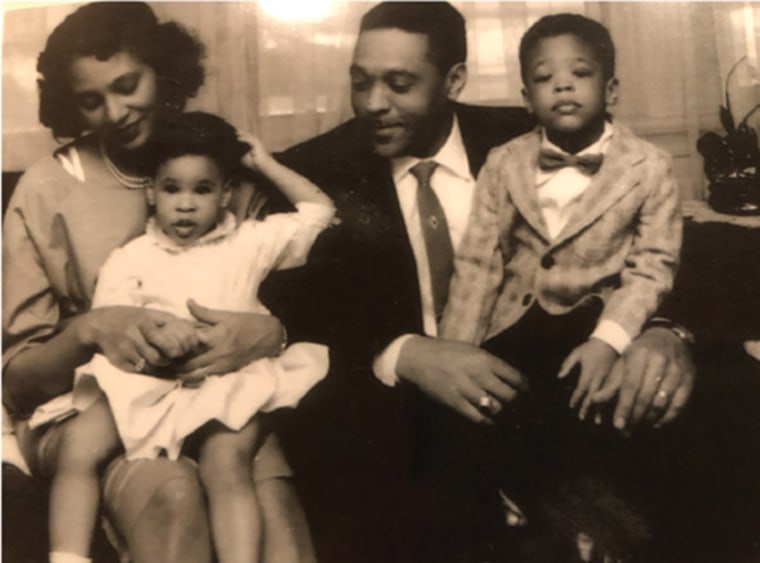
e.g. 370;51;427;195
538;149;604;175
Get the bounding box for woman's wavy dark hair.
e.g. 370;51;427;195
37;2;205;139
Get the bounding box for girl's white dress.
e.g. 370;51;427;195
29;203;333;459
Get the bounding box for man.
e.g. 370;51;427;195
262;3;695;562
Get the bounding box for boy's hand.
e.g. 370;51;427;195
558;338;619;420
238;131;275;172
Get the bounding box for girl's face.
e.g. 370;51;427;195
148;155;232;247
69;50;159;151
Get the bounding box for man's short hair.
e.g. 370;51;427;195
359;2;467;74
519;13;615;82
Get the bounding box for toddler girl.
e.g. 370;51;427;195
27;111;334;563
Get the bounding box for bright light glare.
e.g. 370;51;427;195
260;0;334;22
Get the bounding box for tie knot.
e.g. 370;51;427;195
538;149;603;175
410;160;439;185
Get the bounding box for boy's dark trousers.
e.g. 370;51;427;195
413;300;683;562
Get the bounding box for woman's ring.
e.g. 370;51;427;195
478;395;497;412
134;357;146;373
656;389;669;401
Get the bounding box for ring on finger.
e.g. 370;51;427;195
478;395;498;413
134;357;146;373
655;389;670;402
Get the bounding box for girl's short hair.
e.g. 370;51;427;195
146;112;250;180
38;2;205;139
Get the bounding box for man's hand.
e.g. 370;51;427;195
591;327;695;431
558;338;618;421
396;336;528;424
175;299;285;379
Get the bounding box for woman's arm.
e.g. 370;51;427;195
4;307;179;414
238;133;332;208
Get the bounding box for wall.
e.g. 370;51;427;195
4;2;760;202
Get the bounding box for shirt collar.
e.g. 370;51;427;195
540;119;615;157
391;114;471;184
146;211;238;254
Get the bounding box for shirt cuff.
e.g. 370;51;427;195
590;320;632;354
372;334;416;387
294;201;336;228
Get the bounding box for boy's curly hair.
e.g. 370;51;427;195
37;2;205;139
519;13;615;83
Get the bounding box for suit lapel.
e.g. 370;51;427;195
552;126;646;246
501;131;552;242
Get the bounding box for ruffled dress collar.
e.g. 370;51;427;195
146;211;238;254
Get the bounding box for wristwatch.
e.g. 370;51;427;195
646;317;696;347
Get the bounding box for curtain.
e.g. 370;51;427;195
4;1;760;200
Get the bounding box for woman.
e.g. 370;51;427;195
2;3;314;562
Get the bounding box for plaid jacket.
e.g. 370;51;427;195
439;123;682;345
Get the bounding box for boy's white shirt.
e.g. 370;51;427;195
535;121;631;354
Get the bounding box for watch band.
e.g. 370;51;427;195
646;317;696;347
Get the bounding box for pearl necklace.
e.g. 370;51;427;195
100;142;151;190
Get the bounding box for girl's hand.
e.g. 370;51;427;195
82;306;189;373
151;317;201;361
238;131;276;173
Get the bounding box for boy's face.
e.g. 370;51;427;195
522;33;617;143
148;154;231;246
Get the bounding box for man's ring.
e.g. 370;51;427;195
134;358;146;373
656;389;669;401
478;395;497;412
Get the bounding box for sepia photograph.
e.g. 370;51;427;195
2;2;760;562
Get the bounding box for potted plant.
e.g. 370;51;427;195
697;56;760;215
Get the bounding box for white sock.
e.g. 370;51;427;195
49;552;92;563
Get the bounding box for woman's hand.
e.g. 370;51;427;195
174;299;285;380
81;306;188;372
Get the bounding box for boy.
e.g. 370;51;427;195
441;13;681;422
438;18;682;554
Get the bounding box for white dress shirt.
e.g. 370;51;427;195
373;116;475;385
536;121;613;238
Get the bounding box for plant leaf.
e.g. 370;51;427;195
720;105;735;134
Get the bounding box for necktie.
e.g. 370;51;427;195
538;149;604;175
411;160;453;322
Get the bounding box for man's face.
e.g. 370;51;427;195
350;28;460;159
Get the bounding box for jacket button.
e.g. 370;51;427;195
541;255;554;269
522;293;532;306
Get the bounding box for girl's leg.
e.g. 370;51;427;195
258;476;316;563
197;417;265;563
46;397;122;558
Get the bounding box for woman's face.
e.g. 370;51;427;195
69;50;158;151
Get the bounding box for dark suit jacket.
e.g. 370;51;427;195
259;103;534;563
262;103;535;368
